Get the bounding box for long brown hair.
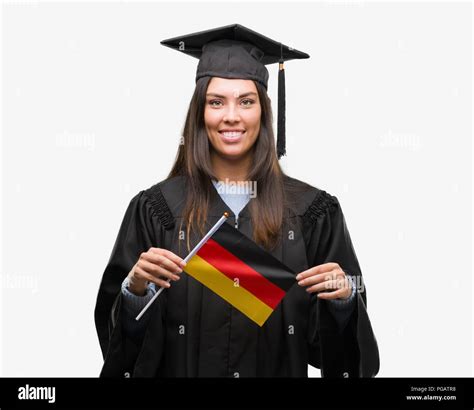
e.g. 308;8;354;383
168;76;289;251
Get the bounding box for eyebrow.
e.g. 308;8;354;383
206;92;258;99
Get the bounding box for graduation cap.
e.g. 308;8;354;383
160;24;310;159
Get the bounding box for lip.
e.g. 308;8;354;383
218;129;246;143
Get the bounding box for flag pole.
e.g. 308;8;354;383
135;211;230;321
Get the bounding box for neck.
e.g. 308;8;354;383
211;151;252;182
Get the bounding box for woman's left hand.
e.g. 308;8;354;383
296;262;351;300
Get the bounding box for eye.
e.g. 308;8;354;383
241;99;255;107
209;100;223;107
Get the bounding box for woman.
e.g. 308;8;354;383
94;24;379;378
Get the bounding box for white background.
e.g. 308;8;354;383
1;1;472;377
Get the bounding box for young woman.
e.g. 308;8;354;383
94;24;379;378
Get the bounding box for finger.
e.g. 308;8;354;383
142;252;183;275
139;259;180;282
141;259;181;281
152;248;187;268
305;278;343;294
297;270;337;287
333;268;347;279
295;262;339;280
295;266;320;281
134;265;171;288
317;287;349;299
313;278;351;297
142;251;183;273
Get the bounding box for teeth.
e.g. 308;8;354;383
221;131;243;138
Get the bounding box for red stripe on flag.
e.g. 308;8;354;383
196;238;286;309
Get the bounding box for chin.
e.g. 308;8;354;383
220;150;247;160
213;144;246;159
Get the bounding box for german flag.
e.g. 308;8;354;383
184;222;296;326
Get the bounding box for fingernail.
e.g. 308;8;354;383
181;261;187;267
295;274;301;280
165;282;171;288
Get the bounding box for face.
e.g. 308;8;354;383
204;77;261;160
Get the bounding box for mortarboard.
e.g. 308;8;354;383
160;24;310;159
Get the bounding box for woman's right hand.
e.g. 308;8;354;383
127;248;187;296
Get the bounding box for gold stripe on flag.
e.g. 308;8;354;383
185;254;274;326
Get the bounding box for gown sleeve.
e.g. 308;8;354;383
94;190;164;377
325;275;357;331
303;190;380;377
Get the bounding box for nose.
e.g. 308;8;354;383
223;104;241;123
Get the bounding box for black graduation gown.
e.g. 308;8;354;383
94;175;379;378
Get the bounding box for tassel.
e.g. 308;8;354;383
277;59;286;159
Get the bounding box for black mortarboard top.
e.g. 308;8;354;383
161;24;310;159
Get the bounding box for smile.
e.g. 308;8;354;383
218;130;246;143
